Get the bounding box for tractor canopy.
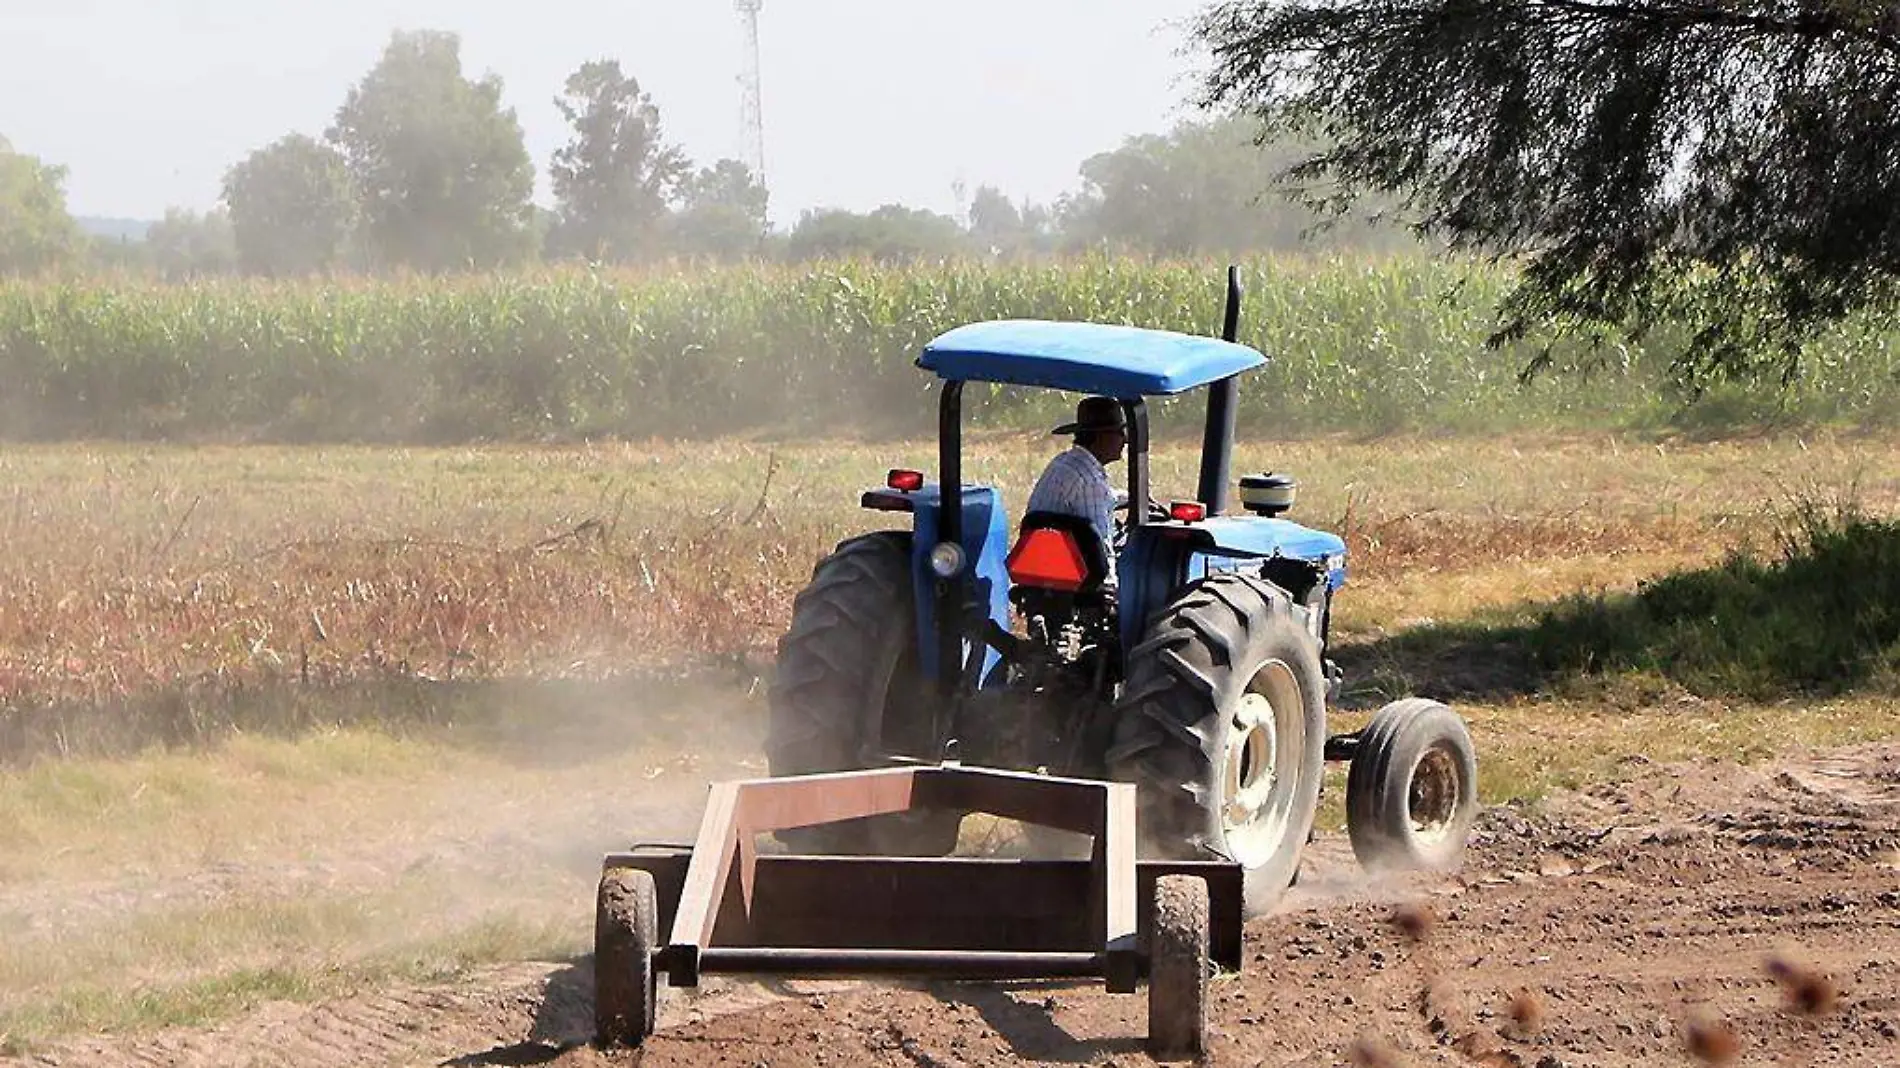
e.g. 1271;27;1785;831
919;320;1266;396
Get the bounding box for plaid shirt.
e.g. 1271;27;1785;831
1026;446;1117;547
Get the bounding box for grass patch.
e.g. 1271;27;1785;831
0;728;464;880
0;709;754;891
1466;694;1900;807
0;876;578;991
0;913;581;1050
1528;506;1900;698
0;669;766;770
1338;504;1900;704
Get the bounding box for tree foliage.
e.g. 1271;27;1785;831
328;30;535;271
548;60;687;262
786;205;968;263
1196;0;1900;381
670;159;770;261
222;134;357;276
968;185;1054;257
1058;115;1404;256
144;208;238;280
0;136;81;275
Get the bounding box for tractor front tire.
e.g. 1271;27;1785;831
767;532;962;856
1345;698;1478;873
1109;574;1326;915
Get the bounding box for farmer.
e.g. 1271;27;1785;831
1025;395;1127;555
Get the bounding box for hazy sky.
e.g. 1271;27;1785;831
0;1;1216;225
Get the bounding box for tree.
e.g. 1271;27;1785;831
786;205;968;263
547;59;687;262
669;159;769;261
969;186;1021;238
0;136;81;275
144;208;238;280
1196;0;1900;381
967;185;1055;257
1055;115;1405;257
328;30;535;271
86;234;155;275
222;134;357;276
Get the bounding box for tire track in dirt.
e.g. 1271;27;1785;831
20;743;1900;1067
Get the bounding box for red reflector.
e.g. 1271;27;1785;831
1006;528;1090;592
887;469;924;492
1169;501;1208;523
860;490;915;513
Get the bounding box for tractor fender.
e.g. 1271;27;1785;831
905;484;1013;685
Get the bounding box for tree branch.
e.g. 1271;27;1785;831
1523;0;1900;54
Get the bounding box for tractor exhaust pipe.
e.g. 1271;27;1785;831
1196;266;1242;515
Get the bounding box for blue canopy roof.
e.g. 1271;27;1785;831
918;320;1266;397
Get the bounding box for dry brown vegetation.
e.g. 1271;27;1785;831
5;431;1893;751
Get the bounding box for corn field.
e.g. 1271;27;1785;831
2;256;1896;441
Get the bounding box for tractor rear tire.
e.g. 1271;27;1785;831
1345;698;1478;873
1108;574;1326;915
767;532;962;856
594;868;657;1047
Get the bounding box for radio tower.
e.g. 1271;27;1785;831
735;0;766;186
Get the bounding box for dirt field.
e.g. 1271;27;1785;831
15;740;1896;1068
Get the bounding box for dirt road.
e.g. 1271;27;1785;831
22;743;1900;1068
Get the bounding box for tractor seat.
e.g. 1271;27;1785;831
1006;511;1113;600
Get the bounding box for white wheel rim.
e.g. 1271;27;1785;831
1220;659;1303;867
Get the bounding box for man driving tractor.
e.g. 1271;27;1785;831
1026;395;1127;553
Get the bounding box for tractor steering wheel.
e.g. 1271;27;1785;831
1112;497;1171;544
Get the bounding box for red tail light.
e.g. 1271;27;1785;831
1006;528;1090;592
1169;501;1208;523
887;469;924;492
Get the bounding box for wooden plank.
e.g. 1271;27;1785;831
916;766;1106;836
1101;781;1140;993
665;782;741;986
744;856;1094;951
734;767;920;833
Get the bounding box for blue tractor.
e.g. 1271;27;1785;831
767;269;1477;909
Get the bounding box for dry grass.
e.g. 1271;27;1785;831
4;431;1894;754
1471;692;1900;805
0;904;580;1046
0;694;760;886
0;710;758;1050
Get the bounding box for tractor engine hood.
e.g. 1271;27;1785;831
1163;517;1348;590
